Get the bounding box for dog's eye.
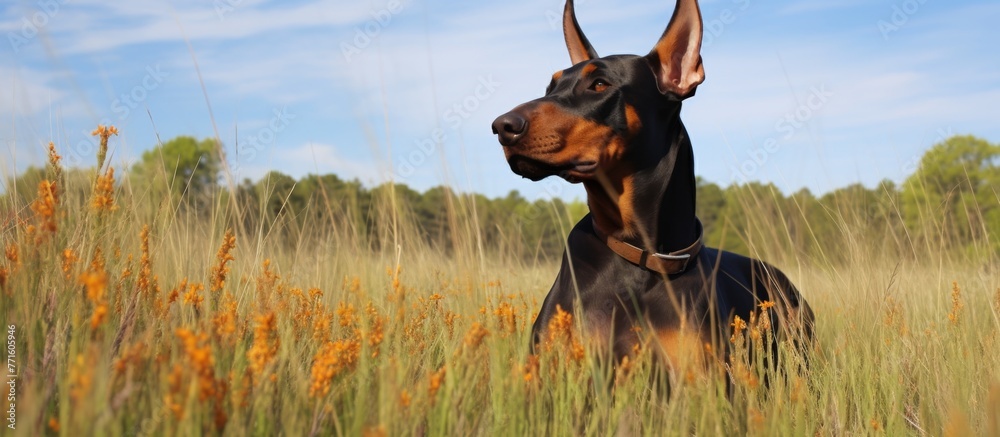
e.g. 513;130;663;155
589;79;611;93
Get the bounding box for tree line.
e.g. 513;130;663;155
5;135;998;263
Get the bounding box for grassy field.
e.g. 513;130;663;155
3;131;1000;436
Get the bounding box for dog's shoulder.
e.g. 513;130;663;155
698;247;809;311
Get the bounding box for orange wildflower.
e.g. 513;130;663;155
209;229;236;293
175;329;222;401
62;248;78;280
0;267;7;295
948;282;963;325
90;304;108;331
543;305;585;362
92;167;117;212
255;259;279;304
870;418;882;431
182;280;205;310
137;225;153;295
47;141;62;171
311;304;333;344
247;312;279;382
212;293;239;345
463;322;489;349
31;180;58;234
309;339;361;398
91;124;118;169
494;301;518;334
428;366;446;401
68;354;93;402
336;302;356;327
112;342;147;375
80;249;108;330
523;354;540;384
4;243;17;266
730;316;747;344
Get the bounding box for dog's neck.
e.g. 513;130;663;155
584;113;698;254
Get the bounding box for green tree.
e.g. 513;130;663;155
901;135;1000;251
255;171;299;219
131;136;222;211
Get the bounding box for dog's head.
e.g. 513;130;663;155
492;0;705;182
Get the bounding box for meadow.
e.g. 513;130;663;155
2;127;1000;436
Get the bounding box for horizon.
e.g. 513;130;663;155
2;0;999;201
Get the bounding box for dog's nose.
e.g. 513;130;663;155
492;112;529;147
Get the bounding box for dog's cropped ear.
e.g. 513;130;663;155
646;0;705;99
563;0;599;65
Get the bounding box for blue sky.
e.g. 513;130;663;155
2;0;998;201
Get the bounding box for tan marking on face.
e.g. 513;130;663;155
582;106;644;238
552;70;564;81
581;63;598;77
510;101;646;238
624;104;643;137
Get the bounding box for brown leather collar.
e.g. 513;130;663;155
593;218;704;276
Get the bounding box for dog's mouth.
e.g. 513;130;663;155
508;156;598;183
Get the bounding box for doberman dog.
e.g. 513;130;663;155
491;0;813;380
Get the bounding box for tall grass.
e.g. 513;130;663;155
2;131;999;436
